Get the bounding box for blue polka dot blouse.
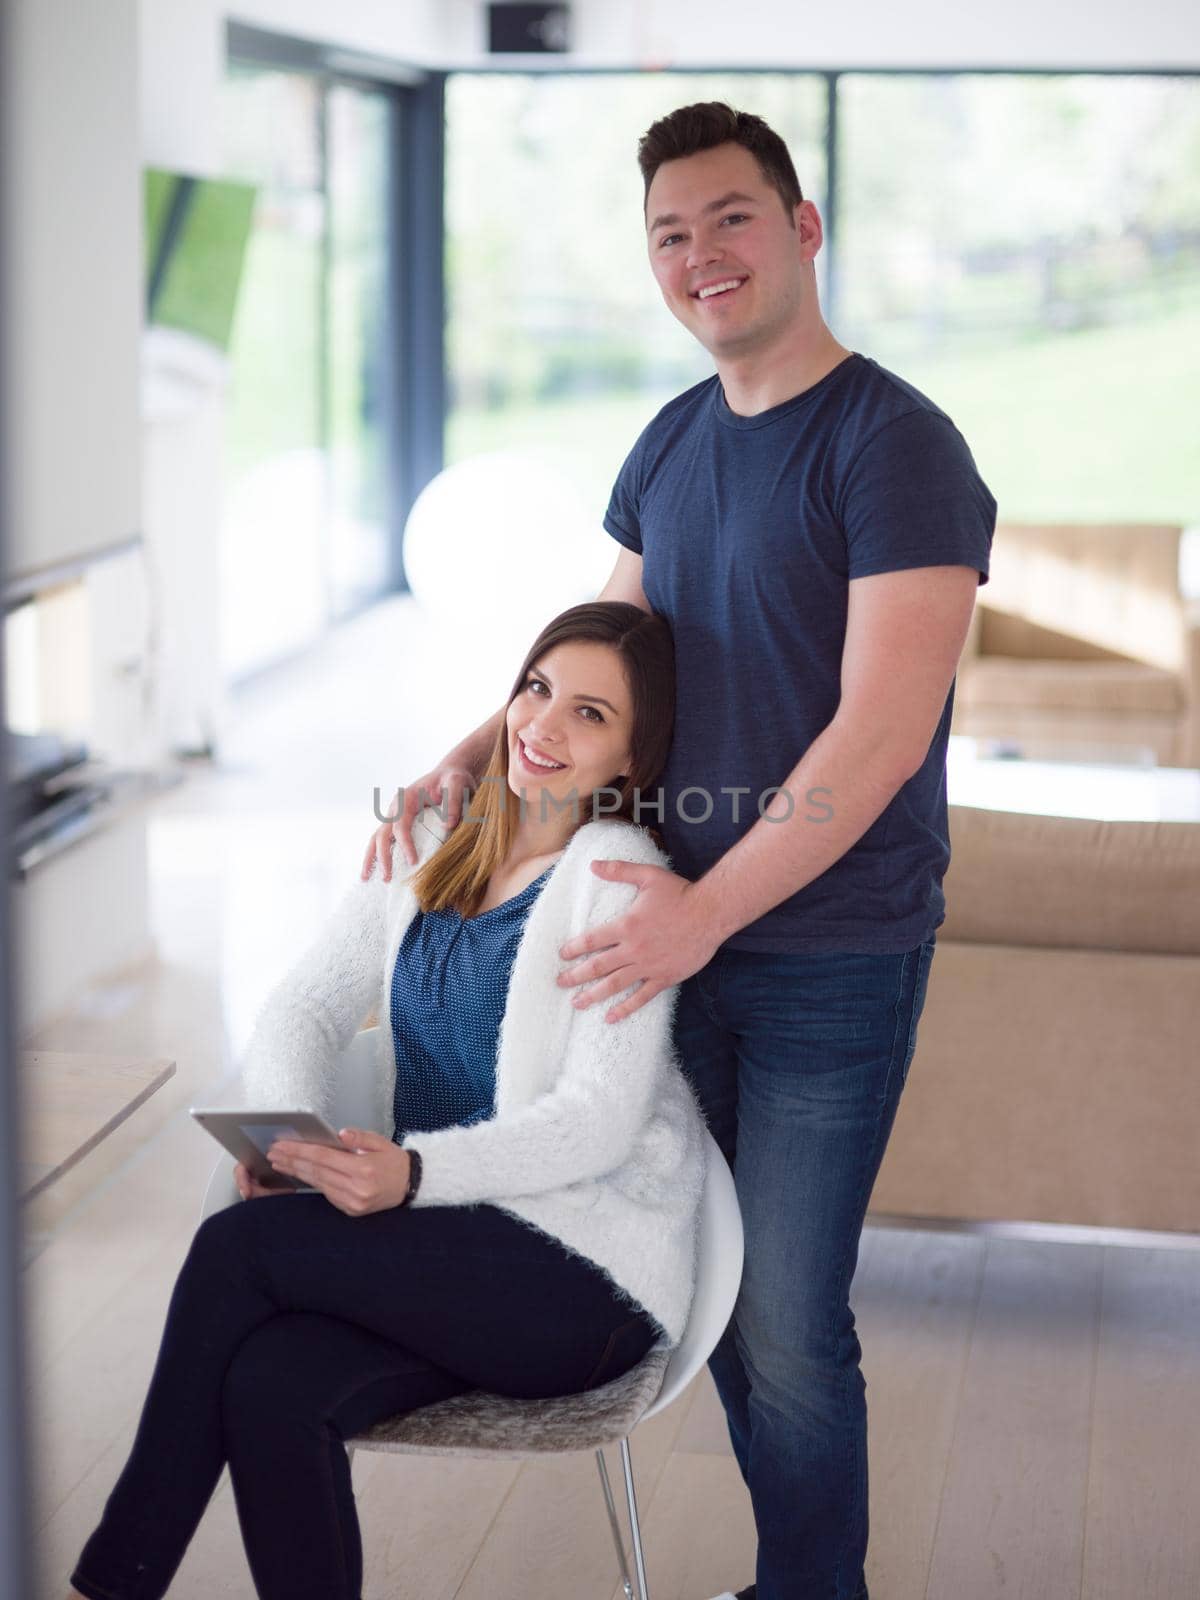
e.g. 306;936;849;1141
390;868;555;1142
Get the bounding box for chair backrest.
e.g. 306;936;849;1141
638;1128;744;1423
330;1025;389;1133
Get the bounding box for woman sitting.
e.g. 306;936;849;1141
68;600;708;1600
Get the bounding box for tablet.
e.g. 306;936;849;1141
190;1107;345;1192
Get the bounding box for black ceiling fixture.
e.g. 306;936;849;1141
486;4;570;54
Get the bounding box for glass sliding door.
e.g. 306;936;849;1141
218;63;396;682
220;64;326;681
327;83;392;618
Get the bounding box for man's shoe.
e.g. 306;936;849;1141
709;1589;755;1600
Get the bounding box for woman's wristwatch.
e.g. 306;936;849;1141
399;1147;422;1208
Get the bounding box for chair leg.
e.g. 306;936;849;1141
596;1447;637;1600
620;1435;651;1600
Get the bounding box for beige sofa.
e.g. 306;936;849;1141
952;523;1200;768
870;803;1200;1235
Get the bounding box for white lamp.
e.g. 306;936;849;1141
402;452;608;666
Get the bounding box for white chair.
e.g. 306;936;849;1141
201;1028;745;1600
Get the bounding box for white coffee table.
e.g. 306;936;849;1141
946;734;1200;822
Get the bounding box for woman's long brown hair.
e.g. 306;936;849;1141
410;601;675;917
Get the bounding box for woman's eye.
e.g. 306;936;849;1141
581;707;604;724
528;678;547;695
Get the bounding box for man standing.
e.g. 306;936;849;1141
367;102;995;1600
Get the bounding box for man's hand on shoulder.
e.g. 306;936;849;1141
361;764;476;883
556;859;721;1023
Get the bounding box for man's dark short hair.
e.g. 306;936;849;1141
638;101;804;221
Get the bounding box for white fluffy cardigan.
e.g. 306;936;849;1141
239;807;708;1348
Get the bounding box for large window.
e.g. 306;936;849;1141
838;74;1200;522
446;71;1200;530
445;74;828;513
219;63;394;681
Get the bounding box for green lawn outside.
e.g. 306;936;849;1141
224;226;387;521
447;305;1200;527
900;304;1200;523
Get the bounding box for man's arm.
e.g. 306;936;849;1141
441;707;507;787
598;545;651;612
559;564;981;1018
366;704;505;877
689;563;981;943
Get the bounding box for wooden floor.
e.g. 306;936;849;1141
23;594;1200;1599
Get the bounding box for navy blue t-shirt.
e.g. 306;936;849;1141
603;352;996;954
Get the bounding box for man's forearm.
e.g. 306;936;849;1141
688;713;922;945
443;704;507;782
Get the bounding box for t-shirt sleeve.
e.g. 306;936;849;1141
603;436;645;556
839;410;996;586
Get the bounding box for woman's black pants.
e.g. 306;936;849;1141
69;1191;661;1600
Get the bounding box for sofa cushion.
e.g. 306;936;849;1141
872;940;1200;1231
942;804;1200;955
982;522;1185;673
959;658;1183;715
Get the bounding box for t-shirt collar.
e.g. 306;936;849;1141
712;351;862;431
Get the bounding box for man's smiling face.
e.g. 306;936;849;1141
645;141;816;363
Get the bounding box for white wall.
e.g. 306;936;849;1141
1;0;142;589
140;0;226;175
229;0;446;61
139;0;448;174
439;0;1200;70
139;0;1200;80
2;0;153;1036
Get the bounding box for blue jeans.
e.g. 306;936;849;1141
70;1196;660;1600
673;936;937;1600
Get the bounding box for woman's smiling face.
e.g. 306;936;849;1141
505;640;634;813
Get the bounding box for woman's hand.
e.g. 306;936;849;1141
234;1161;291;1200
266;1128;414;1216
